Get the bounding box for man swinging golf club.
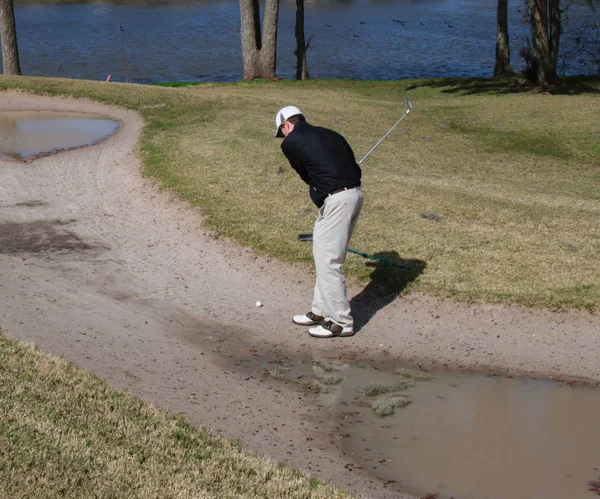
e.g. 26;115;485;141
275;105;363;338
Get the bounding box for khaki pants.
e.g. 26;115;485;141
311;187;363;328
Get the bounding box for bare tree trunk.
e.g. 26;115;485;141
260;0;278;78
549;0;561;71
0;0;21;75
239;0;279;80
494;0;514;76
295;0;309;80
239;0;261;80
530;0;556;87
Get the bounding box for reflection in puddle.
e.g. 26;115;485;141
260;358;600;499
0;111;119;159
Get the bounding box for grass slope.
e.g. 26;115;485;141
0;333;352;498
1;75;598;309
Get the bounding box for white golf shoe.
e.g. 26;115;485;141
308;320;354;338
292;311;324;326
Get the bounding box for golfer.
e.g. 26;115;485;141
275;105;363;338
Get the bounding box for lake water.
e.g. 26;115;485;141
6;0;597;84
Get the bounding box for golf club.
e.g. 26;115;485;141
357;98;412;165
297;99;414;266
298;233;410;269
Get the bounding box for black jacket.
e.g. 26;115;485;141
281;121;361;208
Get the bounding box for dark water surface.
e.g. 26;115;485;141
6;0;597;83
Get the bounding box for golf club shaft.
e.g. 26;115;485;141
298;235;409;269
358;99;412;165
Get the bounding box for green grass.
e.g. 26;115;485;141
265;366;290;381
319;374;343;385
370;395;412;417
356;380;415;397
395;368;434;381
1;75;599;309
0;332;352;498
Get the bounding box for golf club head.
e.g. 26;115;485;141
406;98;413;112
298;233;313;242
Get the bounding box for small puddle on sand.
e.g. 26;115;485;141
0;111;119;159
254;356;600;499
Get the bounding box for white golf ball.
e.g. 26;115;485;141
255;301;263;307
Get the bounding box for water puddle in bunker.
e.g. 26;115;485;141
239;352;600;499
0;111;119;159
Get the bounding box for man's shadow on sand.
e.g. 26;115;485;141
350;251;427;332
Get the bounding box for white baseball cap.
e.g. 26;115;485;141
275;105;302;137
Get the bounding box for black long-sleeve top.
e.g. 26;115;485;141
281;121;361;208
